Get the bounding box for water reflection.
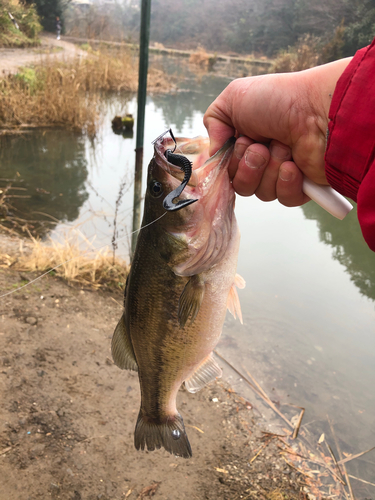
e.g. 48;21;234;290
302;201;375;301
151;75;229;133
0;130;89;236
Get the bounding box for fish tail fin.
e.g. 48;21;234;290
134;410;192;458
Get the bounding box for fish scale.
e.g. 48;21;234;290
111;134;244;458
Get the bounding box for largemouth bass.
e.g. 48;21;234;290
112;134;245;458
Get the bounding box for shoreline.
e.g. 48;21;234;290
0;232;311;499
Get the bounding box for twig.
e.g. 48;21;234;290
292;407;305;439
112;176;127;265
0;446;12;456
348;475;375;488
327;416;354;499
185;424;204;434
325;442;347;487
250;442;268;464
110;296;123;307
282;456;314;478
337;446;375;465
214;350;293;430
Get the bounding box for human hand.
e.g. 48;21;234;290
204;58;352;206
226;136;310;206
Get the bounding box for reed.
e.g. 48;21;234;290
0;45;171;135
8;231;129;290
189;46;216;69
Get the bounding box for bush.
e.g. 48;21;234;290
271;35;320;73
0;0;42;47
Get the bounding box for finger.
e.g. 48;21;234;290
232;143;270;197
204;102;235;157
276;161;311;207
255;140;292;202
228;136;254;179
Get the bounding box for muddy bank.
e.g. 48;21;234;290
0;237;308;500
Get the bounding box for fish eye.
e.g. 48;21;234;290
150;180;163;198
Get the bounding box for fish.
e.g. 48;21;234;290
111;133;245;458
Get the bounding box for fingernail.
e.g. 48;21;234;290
245;150;267;169
234;142;247;159
279;168;292;181
270;143;291;160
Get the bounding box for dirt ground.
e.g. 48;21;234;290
0;33;85;75
0;234;312;500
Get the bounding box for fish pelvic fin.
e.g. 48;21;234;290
227;273;246;324
134;411;192;458
111;314;138;371
184;353;222;393
178;274;205;328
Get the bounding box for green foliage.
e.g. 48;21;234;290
14;67;42;94
80;43;91;51
341;0;375;56
0;0;42;47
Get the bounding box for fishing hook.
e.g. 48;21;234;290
153;128;198;211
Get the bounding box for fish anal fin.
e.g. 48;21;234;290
111;314;138;371
184;354;222;393
227;273;245;324
178;275;205;328
134;411;192;458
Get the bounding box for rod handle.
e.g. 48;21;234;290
302;177;353;220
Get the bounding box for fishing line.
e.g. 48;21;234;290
0;211;167;300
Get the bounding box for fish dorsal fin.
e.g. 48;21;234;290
227;273;246;324
111;314;138;371
178;275;205;328
184;353;222;393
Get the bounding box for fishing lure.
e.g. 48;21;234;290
153;129;198;211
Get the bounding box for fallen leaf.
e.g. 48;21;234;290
215;467;228;474
137;482;161;499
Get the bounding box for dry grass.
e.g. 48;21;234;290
189;46;217;70
0;45;173;135
0;231;129;290
271;35;320;73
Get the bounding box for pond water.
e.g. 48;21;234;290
1;57;375;495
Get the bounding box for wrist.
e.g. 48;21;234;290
300;58;353;134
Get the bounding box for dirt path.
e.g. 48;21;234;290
0;235;308;500
0;34;85;75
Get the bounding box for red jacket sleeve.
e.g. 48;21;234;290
325;40;375;252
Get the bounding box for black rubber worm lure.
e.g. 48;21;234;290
153;129;198;212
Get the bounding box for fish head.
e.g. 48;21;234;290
145;134;237;275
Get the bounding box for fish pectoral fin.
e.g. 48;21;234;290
184;353;222;393
111;314;138;371
178;274;205;328
227;273;245;324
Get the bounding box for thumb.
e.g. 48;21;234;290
203;103;235;157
